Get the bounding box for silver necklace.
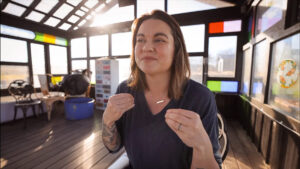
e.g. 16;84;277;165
156;100;165;104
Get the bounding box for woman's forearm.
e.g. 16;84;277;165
190;144;219;169
102;122;121;151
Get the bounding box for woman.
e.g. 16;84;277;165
102;10;221;169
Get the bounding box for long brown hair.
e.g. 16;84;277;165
128;10;190;100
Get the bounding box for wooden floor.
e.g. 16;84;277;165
1;109;269;169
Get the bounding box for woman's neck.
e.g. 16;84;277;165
145;72;170;96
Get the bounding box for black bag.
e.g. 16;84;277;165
61;74;89;95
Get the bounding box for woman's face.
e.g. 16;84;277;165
134;19;174;76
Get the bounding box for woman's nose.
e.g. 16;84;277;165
142;41;154;52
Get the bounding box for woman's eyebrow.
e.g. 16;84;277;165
136;33;144;37
154;32;169;39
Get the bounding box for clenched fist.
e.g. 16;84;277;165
103;93;135;127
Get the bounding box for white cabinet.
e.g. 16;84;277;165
95;58;119;110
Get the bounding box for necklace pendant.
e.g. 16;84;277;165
156;100;165;104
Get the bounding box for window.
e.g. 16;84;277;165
181;25;205;52
91;4;134;27
112;32;132;56
137;0;164;17
0;37;28;63
49;45;68;74
268;33;299;120
0;65;29;89
71;60;87;71
241;47;252;96
168;0;233;15
208;36;237;77
71;37;87;58
251;40;269;102
189;56;203;84
89;35;109;57
116;58;131;83
31;43;46;88
255;0;287;35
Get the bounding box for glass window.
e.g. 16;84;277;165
207;80;238;92
71;60;87;71
71;37;87;58
44;17;61;27
0;65;29;89
90;59;96;84
255;0;287;35
251;40;269;102
49;45;68;74
68;15;80;23
208;36;237;77
2;3;26;17
90;4;134;27
35;0;59;13
75;10;85;16
85;0;98;8
137;0;164;17
25;11;45;22
12;0;34;7
1;24;35;40
89;35;109;57
59;23;71;30
0;37;28;63
53;3;74;19
168;0;233;15
268;33;299;120
116;58;131;83
241;47;252;96
181;25;205;52
31;43;46;88
112;32;132;56
189;56;203;84
209;20;242;34
67;0;81;7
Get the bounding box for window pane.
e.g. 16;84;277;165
255;0;287;35
90;4;134;27
209;20;242;34
44;17;61;27
1;24;35;40
112;32;132;56
71;37;87;58
116;58;131;83
268;33;300;120
53;3;74;19
137;0;164;17
35;0;58;13
71;60;87;71
2;3;26;17
181;24;205;52
31;43;46;88
0;37;28;63
0;65;29;89
208;36;237;77
251;40;269;102
89;35;108;57
25;11;45;22
189;56;203;84
90;60;96;84
49;45;68;74
168;0;233;15
241;47;252;96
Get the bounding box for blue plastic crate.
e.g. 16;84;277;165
64;97;94;120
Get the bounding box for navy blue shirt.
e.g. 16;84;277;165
113;79;221;169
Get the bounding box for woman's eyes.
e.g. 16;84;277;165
136;38;166;43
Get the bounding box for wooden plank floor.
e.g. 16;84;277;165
1;109;269;169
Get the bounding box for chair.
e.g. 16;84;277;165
8;80;44;128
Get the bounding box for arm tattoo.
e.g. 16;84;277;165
102;122;121;151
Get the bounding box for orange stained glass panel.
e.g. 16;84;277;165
209;22;224;34
44;34;56;44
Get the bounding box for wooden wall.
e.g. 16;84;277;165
238;96;300;169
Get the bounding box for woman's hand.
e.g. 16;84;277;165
165;109;210;149
165;109;219;168
103;93;135;127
